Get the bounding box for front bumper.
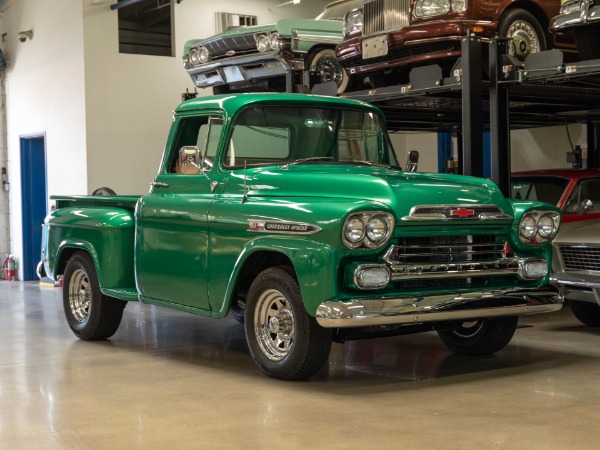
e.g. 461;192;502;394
186;52;291;88
551;272;600;304
550;2;600;32
315;285;562;328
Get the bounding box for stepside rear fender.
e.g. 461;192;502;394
43;206;136;290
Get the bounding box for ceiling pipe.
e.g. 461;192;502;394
110;0;146;10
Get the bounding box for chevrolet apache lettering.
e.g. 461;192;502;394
39;93;563;380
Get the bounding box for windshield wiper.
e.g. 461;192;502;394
281;157;334;169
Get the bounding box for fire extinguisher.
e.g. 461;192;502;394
2;255;16;281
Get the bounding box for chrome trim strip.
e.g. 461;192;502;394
247;219;322;235
401;204;513;221
315;286;562;328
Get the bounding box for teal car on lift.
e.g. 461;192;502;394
40;93;562;380
183;0;362;94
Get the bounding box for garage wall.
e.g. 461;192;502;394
83;0;329;195
1;0;87;279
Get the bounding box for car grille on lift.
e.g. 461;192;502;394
559;245;600;271
364;0;410;35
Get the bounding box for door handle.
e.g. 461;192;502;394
150;181;169;188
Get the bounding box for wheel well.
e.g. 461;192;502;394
499;3;552;46
56;248;85;277
233;251;296;302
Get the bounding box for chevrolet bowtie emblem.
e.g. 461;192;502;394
449;208;475;218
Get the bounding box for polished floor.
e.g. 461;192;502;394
2;282;600;449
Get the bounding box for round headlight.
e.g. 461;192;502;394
519;214;537;242
198;46;209;63
189;48;201;66
366;216;388;243
345;217;365;244
343;11;363;37
537;214;557;239
256;34;270;52
270;32;280;51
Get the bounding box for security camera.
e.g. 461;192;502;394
18;30;33;42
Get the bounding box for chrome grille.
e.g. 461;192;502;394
364;0;410;35
560;245;600;271
388;235;506;264
203;33;258;57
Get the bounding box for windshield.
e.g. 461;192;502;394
510;177;569;205
225;105;400;169
317;0;363;20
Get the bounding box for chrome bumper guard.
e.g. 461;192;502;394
550;4;600;32
551;272;600;304
315;286;562;328
186;52;290;88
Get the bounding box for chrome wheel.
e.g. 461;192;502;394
308;48;349;93
69;268;91;323
507;20;540;59
254;288;295;361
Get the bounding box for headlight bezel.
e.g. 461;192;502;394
343;10;363;38
414;0;451;18
518;210;560;244
343;212;394;249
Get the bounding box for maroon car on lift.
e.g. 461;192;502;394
337;0;574;89
511;169;600;223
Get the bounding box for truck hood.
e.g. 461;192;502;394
242;165;510;219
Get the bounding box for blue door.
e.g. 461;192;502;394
20;136;47;281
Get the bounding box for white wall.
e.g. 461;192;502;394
1;0;87;279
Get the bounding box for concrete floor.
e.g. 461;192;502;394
2;282;600;449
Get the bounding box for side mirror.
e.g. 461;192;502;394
405;150;419;172
582;199;594;213
179;146;202;174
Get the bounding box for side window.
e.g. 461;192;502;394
168;116;222;174
565;179;600;213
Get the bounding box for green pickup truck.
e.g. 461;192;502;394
40;93;563;380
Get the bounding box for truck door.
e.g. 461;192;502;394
135;115;223;312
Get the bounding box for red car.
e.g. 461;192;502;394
511;169;600;223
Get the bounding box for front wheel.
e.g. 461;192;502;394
63;251;126;340
569;300;600;326
498;9;547;62
307;48;349;94
437;316;518;355
244;267;332;380
575;24;600;60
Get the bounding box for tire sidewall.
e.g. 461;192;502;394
244;268;311;379
308;48;349;94
499;9;547;59
63;252;102;339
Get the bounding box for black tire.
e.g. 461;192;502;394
63;251;126;340
437;316;518;356
575;24;600;60
230;296;246;324
244;266;332;380
498;9;547;62
569;300;600;326
307;48;349;94
91;187;116;195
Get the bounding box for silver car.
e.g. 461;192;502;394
552;218;600;325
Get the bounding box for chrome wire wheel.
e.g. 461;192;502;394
68;268;91;323
507;20;540;59
254;288;295;361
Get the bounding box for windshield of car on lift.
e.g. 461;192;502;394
316;0;363;20
510;176;569;205
225;105;400;169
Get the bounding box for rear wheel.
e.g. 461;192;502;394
437;316;518;355
63;251;126;340
570;300;600;326
244;266;332;380
498;9;547;62
575;24;600;60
